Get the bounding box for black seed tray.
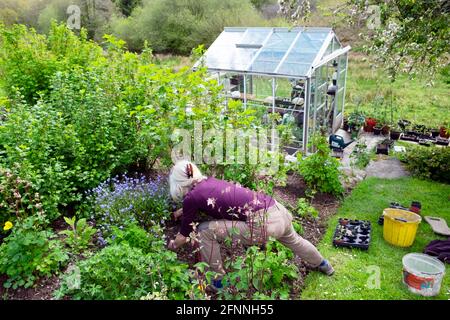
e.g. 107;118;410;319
332;218;371;250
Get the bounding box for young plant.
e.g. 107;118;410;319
55;243;194;300
0;217;68;289
221;241;298;300
59;216;97;254
350;140;372;169
295;198;319;219
296;134;344;196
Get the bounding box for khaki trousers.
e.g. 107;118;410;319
197;201;324;275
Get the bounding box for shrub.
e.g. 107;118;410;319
55;243;192;300
88;175;171;240
296;135;344;196
0;23;102;103
0;217;69;289
0;23;225;221
400;145;450;183
111;0;267;53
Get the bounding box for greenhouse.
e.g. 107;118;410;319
194;27;351;155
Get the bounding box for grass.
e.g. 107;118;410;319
301;177;450;300
345;53;450;128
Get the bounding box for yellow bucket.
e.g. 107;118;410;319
383;208;421;247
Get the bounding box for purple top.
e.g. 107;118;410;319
180;177;275;237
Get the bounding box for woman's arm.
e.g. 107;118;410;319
168;233;188;250
173;208;183;221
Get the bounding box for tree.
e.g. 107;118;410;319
278;0;450;81
112;0;142;16
346;0;450;81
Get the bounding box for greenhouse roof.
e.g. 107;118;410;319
194;27;350;78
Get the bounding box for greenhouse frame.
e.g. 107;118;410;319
194;27;351;155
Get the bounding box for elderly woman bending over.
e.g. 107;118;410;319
167;160;334;287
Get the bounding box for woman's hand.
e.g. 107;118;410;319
167;233;187;251
173;208;183;221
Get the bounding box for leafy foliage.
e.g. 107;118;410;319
296;135;343;195
0;217;68;289
55;243;193;300
108;223;161;254
221;241;298;299
111;0;267;53
399;145;450;183
0;166;46;227
0;23;228;221
346;0;450;80
350;140;372;169
59;216;97;254
295;198;318;219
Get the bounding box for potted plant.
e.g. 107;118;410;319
373;124;382;135
398;119;411;133
440;126;450;138
364;116;377;132
347;110;365;138
431;128;440;138
343;115;349;131
390;125;401;140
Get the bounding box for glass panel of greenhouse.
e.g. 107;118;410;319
194;27;351;155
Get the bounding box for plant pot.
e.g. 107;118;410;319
364;118;377;132
431;129;440;138
373;126;382;135
376;143;389;155
343;119;349;131
440;127;450;138
382;125;390;135
390;130;401;140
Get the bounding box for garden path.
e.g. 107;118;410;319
338;131;409;187
365;157;410;179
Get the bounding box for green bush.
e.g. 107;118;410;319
400;145;450;183
296;135;344;196
55;243;193;300
111;0;267;53
0;216;69;289
0;23;102;103
0;23;225;221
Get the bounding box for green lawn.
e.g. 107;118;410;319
301;177;450;300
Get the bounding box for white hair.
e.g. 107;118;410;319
169;160;206;202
